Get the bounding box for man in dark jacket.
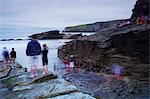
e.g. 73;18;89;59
26;35;41;78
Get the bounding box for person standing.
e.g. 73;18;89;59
2;47;9;64
64;55;70;72
42;44;49;74
69;55;75;72
10;48;16;64
26;35;41;77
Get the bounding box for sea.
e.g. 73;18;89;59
0;32;95;73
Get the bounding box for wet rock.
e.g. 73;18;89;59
63;71;107;95
12;78;93;98
51;92;95;99
0;87;10;98
0;65;11;79
31;73;57;84
0;61;95;99
6;68;95;98
63;71;150;99
93;77;149;99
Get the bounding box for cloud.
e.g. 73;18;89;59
0;0;137;32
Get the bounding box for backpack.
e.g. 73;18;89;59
3;51;9;58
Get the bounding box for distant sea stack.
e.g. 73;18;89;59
29;30;63;39
29;30;82;39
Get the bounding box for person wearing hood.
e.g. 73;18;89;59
26;35;41;78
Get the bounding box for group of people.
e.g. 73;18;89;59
1;35;49;78
136;15;149;25
2;47;16;65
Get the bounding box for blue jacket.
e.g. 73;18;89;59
26;40;41;56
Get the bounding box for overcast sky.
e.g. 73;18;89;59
0;0;137;33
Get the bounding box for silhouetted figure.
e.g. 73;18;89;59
10;48;16;64
26;35;41;78
42;44;49;74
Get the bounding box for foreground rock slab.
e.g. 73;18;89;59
63;71;150;99
0;63;11;79
0;62;95;99
11;73;95;99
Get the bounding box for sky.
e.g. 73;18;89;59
0;0;137;34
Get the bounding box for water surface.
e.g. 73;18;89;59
0;39;71;73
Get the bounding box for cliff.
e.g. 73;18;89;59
131;0;149;21
59;24;150;72
58;0;150;82
63;0;149;33
62;19;127;32
58;0;150;98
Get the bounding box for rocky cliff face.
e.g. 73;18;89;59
58;1;150;98
58;0;150;81
63;19;127;32
63;0;149;32
131;0;149;21
59;25;150;73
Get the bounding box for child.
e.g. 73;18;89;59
42;44;48;74
112;63;123;80
10;48;16;64
69;55;75;71
64;55;70;72
65;55;74;72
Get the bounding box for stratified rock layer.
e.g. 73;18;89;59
0;62;95;99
